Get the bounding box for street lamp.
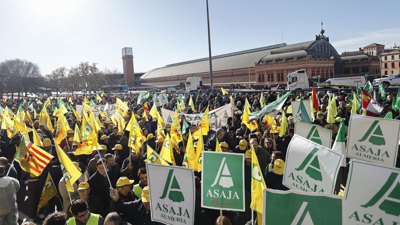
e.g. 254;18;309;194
206;0;213;91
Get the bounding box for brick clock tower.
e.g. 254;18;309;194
122;47;134;86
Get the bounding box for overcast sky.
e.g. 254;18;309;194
1;0;400;76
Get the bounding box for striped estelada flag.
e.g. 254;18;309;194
14;137;53;177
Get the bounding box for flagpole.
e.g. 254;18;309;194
5;159;15;177
251;209;254;225
67;191;72;203
95;148;113;187
220;210;223;225
49;173;63;206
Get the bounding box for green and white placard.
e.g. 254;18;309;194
283;135;343;194
291;100;311;123
263;189;344;225
201;152;245;211
346;159;400;225
146;164;195;225
346;114;400;167
294;122;332;148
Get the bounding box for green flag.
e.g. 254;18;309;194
137;92;143;105
142;91;150;100
331;119;346;167
379;111;393;119
394;88;400;111
363;81;373;94
182;119;189;134
89;99;96;106
373;90;377;101
356;82;362;96
166;89;169;98
57;98;65;107
298;98;312;124
379;83;386;100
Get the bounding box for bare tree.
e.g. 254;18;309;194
0;59;41;98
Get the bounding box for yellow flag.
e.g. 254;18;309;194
250;146;267;213
242;108;258;131
149;103;158;119
73;124;81;143
195;129;204;172
279;112;288;137
71;107;81;122
147;145;169;165
221;87;229;95
286;105;292;114
55;143;82;191
33;109;37;119
183;131;199;170
25;111;34;126
193;106;210;139
245;97;252;113
32;125;43;146
327;97;336;124
260;92;265;108
84;97;90;104
170;110;183;144
55;115;68;144
331;94;338;117
230;95;239;111
81;114;96;142
180;99;186;111
74;140;93;155
352;92;358;114
37;173;58;213
116;98;128;114
189;95;197;112
82;102;93;114
1;115;18;138
160;134;176;165
69;97;73;104
142;111;149;122
156;111;166;139
96;94;102;103
56;104;68;117
215;139;222;152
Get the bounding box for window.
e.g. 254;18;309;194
385;56;387;60
277;74;281;82
385;71;388;75
385;63;388;68
271;75;274;82
392;55;395;60
186;82;190;86
262;75;265;82
258;76;261;82
289;77;297;84
392;63;395;68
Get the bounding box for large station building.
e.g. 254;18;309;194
131;30;395;88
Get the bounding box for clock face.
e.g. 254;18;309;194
122;48;126;56
126;48;132;55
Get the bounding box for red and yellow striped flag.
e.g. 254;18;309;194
15;137;53;177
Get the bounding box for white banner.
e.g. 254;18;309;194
153;97;161;107
283;135;343;194
345;159;400;225
161;103;233;130
291;100;311;123
76;104;117;116
294;122;332;148
146;164;195;225
346;114;400;167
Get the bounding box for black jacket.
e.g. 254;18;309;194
88;171;113;209
114;199;163;225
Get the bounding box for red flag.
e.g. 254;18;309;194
143;101;149;114
312;83;319;112
361;90;371;109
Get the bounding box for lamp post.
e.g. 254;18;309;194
206;0;213;91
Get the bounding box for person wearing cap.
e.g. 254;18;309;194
141;116;152;133
133;167;148;199
60;129;74;149
219;142;230;152
205;128;225;152
313;111;327;127
0;157;17;179
111;144;125;168
100;135;112;154
235;122;251;141
264;151;285;175
110;186;162;225
146;133;156;150
265;159;289;191
244;150;252;192
66;199;104;225
155;137;165;153
108;126;119;150
42;138;59;164
104;123;114;136
67;182;105;218
234;139;248;154
88;158;113;210
0;165;20;225
63;137;74;153
116;177;136;202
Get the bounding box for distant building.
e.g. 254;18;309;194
380;46;400;75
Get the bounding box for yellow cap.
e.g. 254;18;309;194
245;150;252;159
116;177;134;188
117;131;124;135
147;133;154;140
124;112;130;117
78;182;90;191
34;120;39;124
239;140;247;151
219;142;229;148
43;138;51;147
68;137;74;142
113;144;123;151
141;186;150;203
100;145;108;151
67;129;73;134
274;159;285;175
100;135;109;140
72;162;81;171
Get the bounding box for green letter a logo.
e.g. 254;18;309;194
167;115;173;123
306;127;322;145
160;169;185;202
361;172;400;216
291;202;315;225
358;120;386;146
295;148;323;181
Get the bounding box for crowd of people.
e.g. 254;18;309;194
0;88;400;225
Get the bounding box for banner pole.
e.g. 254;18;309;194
251;209;254;225
67;191;72;202
220;209;223;225
5;158;15;177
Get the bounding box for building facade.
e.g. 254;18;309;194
381;48;400;75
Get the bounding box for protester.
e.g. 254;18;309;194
67;199;104;225
0;165;20;224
